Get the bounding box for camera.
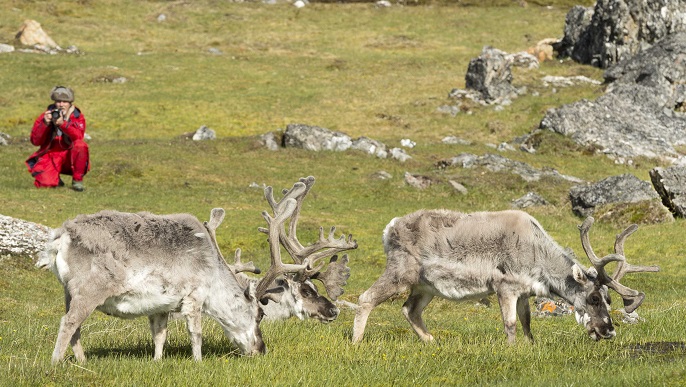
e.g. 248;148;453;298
50;109;61;121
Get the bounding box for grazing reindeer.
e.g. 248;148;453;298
210;176;355;323
211;249;351;323
37;176;356;363
259;176;355;321
352;210;658;344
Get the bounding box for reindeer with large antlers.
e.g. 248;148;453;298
37;176;356;363
208;176;357;322
352;210;658;344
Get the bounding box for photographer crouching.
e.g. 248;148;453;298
26;86;89;191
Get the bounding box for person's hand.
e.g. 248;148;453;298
43;110;52;124
54;113;64;126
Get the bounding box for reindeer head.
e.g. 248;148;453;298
254;176;357;321
205;177;357;326
573;216;659;341
203;208;268;355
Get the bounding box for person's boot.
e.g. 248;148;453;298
72;180;84;192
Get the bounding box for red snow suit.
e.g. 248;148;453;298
26;105;90;188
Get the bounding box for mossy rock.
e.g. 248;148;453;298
593;199;673;226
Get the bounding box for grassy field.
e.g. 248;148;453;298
1;0;685;385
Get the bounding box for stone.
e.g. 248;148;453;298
0;214;51;260
540;32;686;163
650;165;686;217
556;0;686;69
526;38;558;62
465;46;516;103
508;51;539;69
371;170;392;180
441;136;472;145
192;125;216;141
15;20;60;49
404;172;432;189
351;136;388;158
448;180;468;195
437;105;459;116
260;131;280;151
541;75;601;88
511;192;548;208
439;153;583;183
282;124;352;152
400;138;416;148
569;174;660;217
0;43;14;53
389;147;411;162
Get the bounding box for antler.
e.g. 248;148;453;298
254;196;310;300
231;248;261;275
612;224;660;283
578;217;659;313
204;208;261;281
310;254;351;301
257;176;357;300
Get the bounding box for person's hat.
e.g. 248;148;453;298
50;86;74;102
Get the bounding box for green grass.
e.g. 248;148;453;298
1;1;685;385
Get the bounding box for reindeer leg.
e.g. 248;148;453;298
181;299;203;361
63;289;86;363
353;272;410;343
52;290;105;364
516;295;534;343
149;313;169;360
497;292;518;344
402;290;434;342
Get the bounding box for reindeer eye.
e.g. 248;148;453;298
589;294;601;306
300;285;317;297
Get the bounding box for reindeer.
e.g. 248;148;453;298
352;209;658;344
207;176;354;323
213;249;351;323
37;176;357;363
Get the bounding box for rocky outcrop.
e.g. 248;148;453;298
438;153;583;183
568;174;665;218
12;19;79;55
280;123;411;162
16;19;59;50
650;165;686;217
465;46;517;103
447;46;533;110
283;123;352;152
540;32;686;163
511;192;548;208
0;214;51;260
556;0;686;69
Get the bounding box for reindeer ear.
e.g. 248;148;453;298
572;264;588;285
259;287;285;305
622;292;645;313
585;267;598;280
207;208;225;231
311;254;351;301
244;281;258;301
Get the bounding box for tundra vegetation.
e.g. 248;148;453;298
0;0;684;385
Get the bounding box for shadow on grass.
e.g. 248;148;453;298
83;340;243;361
625;342;686;361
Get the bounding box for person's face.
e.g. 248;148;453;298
54;100;71;111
